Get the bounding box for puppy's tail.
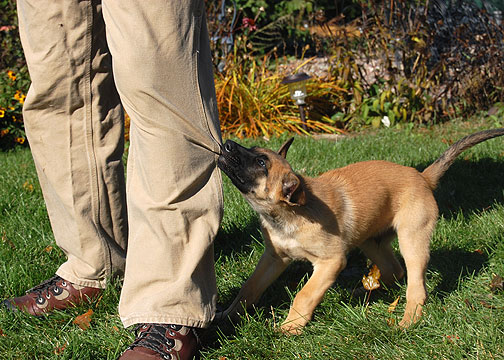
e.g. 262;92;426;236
421;128;504;190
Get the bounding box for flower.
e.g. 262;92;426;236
0;109;5;118
381;115;391;127
7;70;16;81
15;137;25;144
14;90;26;104
242;17;257;31
1;129;9;137
0;26;15;32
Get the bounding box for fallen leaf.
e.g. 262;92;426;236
386;297;400;326
0;328;5;336
112;326;120;332
362;264;381;291
479;300;502;309
388;297;400;313
490;274;503;293
464;299;474;311
44;245;53;253
23;181;34;193
73;309;93;330
1;231;15;249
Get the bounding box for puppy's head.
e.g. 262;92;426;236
218;138;306;211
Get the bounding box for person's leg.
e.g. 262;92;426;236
102;0;223;329
104;1;223;357
4;0;128;314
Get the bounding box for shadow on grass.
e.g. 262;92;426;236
417;158;504;219
214;216;261;258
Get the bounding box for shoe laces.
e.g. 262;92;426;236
26;275;65;302
129;324;184;360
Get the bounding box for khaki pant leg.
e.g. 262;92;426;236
17;0;127;288
102;0;223;328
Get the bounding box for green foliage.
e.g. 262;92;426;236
0;0;23;71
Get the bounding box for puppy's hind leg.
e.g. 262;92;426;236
396;206;437;327
359;232;405;286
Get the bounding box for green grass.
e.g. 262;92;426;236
1;118;503;359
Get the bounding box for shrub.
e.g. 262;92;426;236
1;1;28;149
216;53;345;138
0;68;29;149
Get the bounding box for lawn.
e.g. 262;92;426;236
0;118;503;359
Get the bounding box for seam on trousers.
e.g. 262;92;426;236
83;0;111;281
191;11;222;151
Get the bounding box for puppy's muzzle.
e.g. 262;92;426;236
221;140;242;166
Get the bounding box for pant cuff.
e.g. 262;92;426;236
120;313;212;329
56;269;107;289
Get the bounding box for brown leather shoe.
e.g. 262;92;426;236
119;323;200;360
2;275;102;316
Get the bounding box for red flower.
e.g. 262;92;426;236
242;17;257;31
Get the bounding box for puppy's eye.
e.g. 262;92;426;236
257;158;266;167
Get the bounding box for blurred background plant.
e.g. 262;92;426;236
1;0;504;148
1;0;29;149
208;0;504;134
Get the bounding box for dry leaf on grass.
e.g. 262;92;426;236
388;297;400;313
23;181;34;193
490;274;503;293
386;297;400;326
362;264;381;291
73;309;94;330
1;230;15;250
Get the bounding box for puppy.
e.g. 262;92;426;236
217;128;504;334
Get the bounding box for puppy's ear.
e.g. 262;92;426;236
278;137;294;159
281;172;306;206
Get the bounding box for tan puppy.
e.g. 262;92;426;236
217;128;504;334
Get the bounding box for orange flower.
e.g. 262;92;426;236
15;137;25;144
0;129;9;137
7;70;16;81
14;90;26;104
0;109;5;118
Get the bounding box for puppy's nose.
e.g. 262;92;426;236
224;140;236;153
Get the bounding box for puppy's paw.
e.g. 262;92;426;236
279;321;304;336
399;304;423;328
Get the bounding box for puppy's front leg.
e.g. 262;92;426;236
282;256;347;335
219;250;290;322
